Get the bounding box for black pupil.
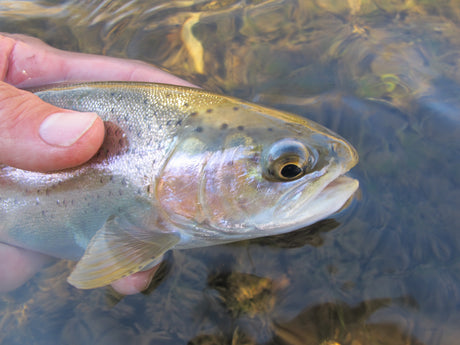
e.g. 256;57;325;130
280;164;302;179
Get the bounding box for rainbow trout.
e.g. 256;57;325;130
0;82;358;289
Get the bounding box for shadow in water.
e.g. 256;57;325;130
190;268;422;345
246;218;341;249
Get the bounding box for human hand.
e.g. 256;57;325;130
0;33;194;294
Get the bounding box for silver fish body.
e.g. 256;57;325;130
0;82;359;289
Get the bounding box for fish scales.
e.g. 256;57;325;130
0;82;359;289
1;83;221;258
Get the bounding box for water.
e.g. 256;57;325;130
1;1;460;344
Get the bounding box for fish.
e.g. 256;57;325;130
0;82;359;289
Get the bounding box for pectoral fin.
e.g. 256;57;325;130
67;214;179;289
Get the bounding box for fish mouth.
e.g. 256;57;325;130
320;175;359;208
268;174;359;233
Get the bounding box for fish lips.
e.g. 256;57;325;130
264;173;359;234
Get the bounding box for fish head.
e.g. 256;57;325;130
156;100;358;242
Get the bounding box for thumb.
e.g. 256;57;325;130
0;82;104;172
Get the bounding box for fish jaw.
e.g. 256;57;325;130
260;175;359;234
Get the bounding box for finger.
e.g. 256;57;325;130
0;33;173;293
0;81;104;171
1;33;196;88
110;266;159;295
0;243;52;293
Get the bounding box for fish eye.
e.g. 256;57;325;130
262;139;315;182
280;163;303;179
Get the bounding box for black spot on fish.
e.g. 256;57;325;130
196;126;203;133
166;93;171;98
206;108;213;113
166;120;172;126
221;123;228;130
119;190;123;196
110;92;116;97
111;108;115;113
233;106;239;111
183;103;189;107
144;99;149;104
237;125;245;131
251;153;261;162
100;177;104;184
176;120;182;126
190;112;198;116
267;127;273;132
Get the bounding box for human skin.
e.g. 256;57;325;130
0;33;195;294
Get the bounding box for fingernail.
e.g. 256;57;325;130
39;112;98;147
